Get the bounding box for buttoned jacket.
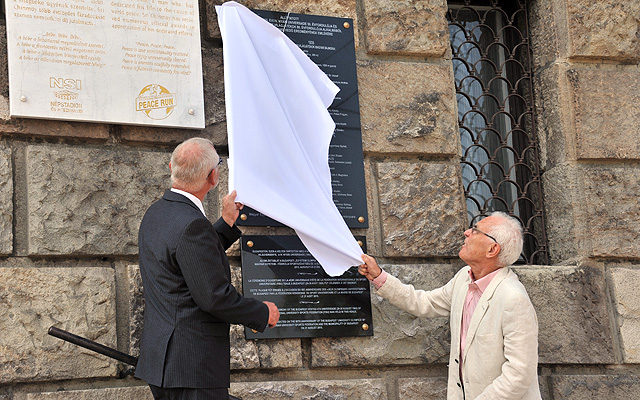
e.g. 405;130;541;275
377;266;541;400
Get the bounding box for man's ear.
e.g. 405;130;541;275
169;162;172;172
487;243;501;259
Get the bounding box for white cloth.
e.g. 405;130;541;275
216;1;363;276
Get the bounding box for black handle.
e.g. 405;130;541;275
48;326;138;367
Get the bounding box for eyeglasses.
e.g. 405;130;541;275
470;225;499;245
207;157;223;178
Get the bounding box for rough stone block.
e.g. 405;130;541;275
118;126;207;147
311;264;457;367
528;0;565;72
398;377;448;399
376;161;466;257
25;144;170;255
25;386;153;400
514;265;615;364
230;325;302;370
361;157;381;256
569;67;640;160
535;64;640;165
542;164;640;262
609;265;640;363
127;265;144;358
582;167;640;258
0;261;117;383
201;46;228;137
362;0;448;56
0;144;12;255
204;0;224;39
550;375;640;400
253;336;302;369
533;64;573;169
541;165;585;263
566;0;640;61
358;60;458;156
529;0;640;66
229;324;260;369
231;378;387;399
206;0;359;47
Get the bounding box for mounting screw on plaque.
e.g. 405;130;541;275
20;95;27;102
362;323;369;331
247;241;254;248
358;216;365;223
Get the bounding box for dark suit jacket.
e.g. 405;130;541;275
135;190;269;389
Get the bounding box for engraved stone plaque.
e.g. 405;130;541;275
5;0;205;128
241;235;373;339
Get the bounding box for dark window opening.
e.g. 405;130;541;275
447;0;548;264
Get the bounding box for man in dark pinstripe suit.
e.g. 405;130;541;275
136;137;280;400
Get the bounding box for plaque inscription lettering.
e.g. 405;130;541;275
5;0;205;128
242;235;373;339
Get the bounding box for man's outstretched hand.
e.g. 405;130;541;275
358;254;382;281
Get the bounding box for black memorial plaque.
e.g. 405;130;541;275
241;235;372;339
236;10;368;229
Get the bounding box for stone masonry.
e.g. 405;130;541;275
1;0;639;399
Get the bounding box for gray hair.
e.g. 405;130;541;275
170;137;218;192
486;211;523;267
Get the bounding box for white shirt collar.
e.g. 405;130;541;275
170;188;206;217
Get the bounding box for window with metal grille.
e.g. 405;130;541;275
447;0;548;264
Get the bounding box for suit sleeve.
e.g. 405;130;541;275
213;217;242;250
476;288;539;399
376;271;460;318
177;217;269;332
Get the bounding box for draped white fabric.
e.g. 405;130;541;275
216;2;364;276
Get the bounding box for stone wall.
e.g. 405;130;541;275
1;0;639;399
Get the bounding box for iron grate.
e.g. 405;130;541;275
447;0;548;264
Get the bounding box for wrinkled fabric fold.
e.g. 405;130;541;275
216;1;363;276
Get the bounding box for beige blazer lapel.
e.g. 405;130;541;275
450;267;472;360
462;267;510;362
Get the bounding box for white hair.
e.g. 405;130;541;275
170;137;218;192
486;211;523;267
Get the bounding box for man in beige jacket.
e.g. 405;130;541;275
359;212;541;400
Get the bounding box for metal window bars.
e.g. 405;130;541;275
447;0;548;264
